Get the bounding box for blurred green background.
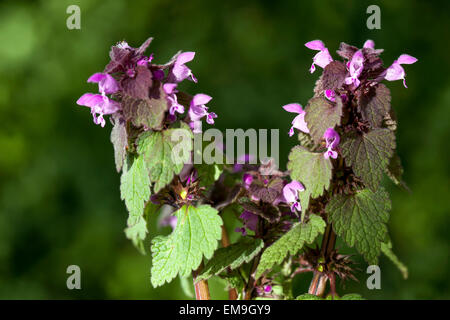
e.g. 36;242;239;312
0;0;449;299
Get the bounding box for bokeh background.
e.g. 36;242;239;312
0;0;449;299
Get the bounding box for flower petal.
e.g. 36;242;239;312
363;39;375;49
397;54;418;65
191;93;212;107
282;103;303;114
176;52;195;65
305;40;325;51
87;73;106;83
292;113;309;133
76;93;104;108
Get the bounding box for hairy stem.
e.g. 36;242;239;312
244;253;261;300
308;223;336;297
221;225;238;300
192;263;211;300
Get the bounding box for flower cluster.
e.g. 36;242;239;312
77;37;217;131
283;39;417;159
76;36;416;300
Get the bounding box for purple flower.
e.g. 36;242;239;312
324;89;336;102
241;210;258;231
235;210;258;236
282;103;309;136
345;50;364;88
188;94;216;133
87;73;119;95
160;215;177;230
233;154;256;172
77;93;121;127
169;52;197;83
243;173;253;189
363;39;375;49
305;40;333;73
163;83;185;115
264;285;272;293
283;180;305;213
385;54;418;88
323;128;340;159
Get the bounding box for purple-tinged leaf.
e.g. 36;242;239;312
336;42;358;60
341;129;396;191
322;61;347;90
357;83;391;128
249;177;284;204
121;65;152;100
305;97;343;144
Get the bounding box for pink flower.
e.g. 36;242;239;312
87;73;119;95
168;52;197;83
345;50;364;88
363;39;375;49
77;93;121;127
324;89;336;102
282;103;309;136
323;128;340;159
243;173;253;189
305;40;333;73
235;210;258;236
283;180;305;213
163;83;185;115
188;94;216;133
385;54;418;88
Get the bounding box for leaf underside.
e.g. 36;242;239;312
255;214;326;278
196;237;264;282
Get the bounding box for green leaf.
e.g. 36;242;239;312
124;216;147;255
296;293;365;300
150;205;223;287
255;215;326;278
340;293;365;300
381;241;408;279
120;155;151;226
110;114;128;172
298;188;312;222
322;61;347;90
137;122;193;193
221;270;245;295
357;83;391;128
341;129;396;191
196;238;264;282
326;188;391;264
287;146;333;198
305;96;343;144
195;163;223;188
296;293;323;300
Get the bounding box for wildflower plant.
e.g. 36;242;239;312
76;37;416;300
